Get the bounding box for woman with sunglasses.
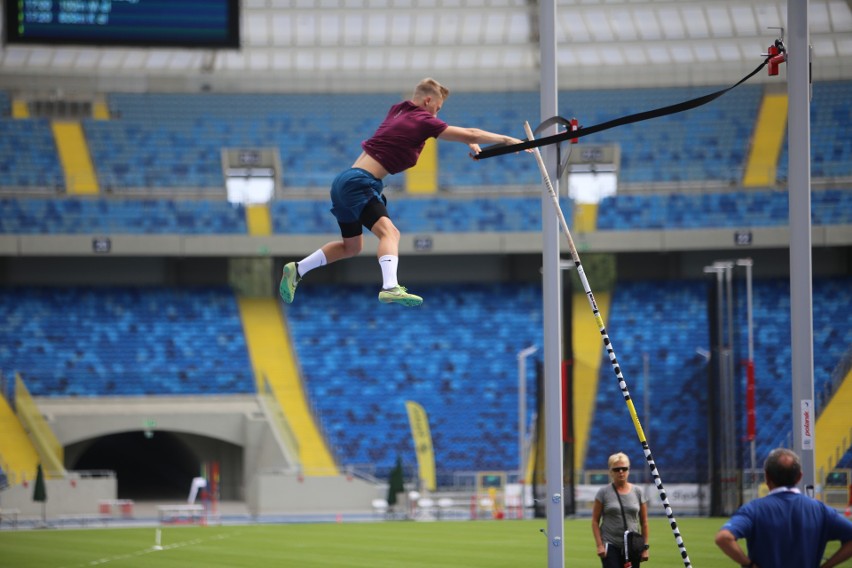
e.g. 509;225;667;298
591;452;650;567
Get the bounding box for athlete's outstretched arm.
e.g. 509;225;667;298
439;125;525;157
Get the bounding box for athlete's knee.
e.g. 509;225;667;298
372;217;400;242
385;223;401;243
341;238;363;257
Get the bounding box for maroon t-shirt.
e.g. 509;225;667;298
361;100;448;175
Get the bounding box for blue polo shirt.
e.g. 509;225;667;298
721;488;852;568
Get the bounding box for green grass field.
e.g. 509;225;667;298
0;517;845;567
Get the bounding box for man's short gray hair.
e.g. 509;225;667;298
764;448;802;488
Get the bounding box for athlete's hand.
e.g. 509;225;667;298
505;136;532;153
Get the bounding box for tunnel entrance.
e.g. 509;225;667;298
69;430;201;500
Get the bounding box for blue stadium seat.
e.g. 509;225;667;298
778;81;852;181
0;287;254;396
284;283;543;481
0;119;65;191
0;82;849;195
0;198;247;234
596;189;852;231
2;277;850;482
0;91;10;116
76;82;823;192
583;277;852;481
0;196;570;236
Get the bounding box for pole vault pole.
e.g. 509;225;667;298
525;121;693;568
537;0;565;565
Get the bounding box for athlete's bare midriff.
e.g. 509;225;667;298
351;152;390;180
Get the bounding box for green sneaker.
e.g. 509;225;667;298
279;262;301;304
378;285;423;307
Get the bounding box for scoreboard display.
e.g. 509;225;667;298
5;0;240;49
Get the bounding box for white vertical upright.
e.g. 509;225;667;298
518;345;538;483
737;258;757;501
787;0;816;491
538;0;564;566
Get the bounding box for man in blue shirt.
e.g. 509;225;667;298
715;448;852;568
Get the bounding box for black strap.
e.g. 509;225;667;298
613;483;629;532
475;56;772;161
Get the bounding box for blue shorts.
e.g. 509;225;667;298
330;168;385;225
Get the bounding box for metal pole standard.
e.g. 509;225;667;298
643;352;650;483
788;0;816;493
705;264;725;516
518;346;538;484
736;258;757;501
526;122;692;568
538;0;565;564
722;261;738;515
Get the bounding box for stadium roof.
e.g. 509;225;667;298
1;0;850;93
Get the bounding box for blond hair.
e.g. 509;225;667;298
608;452;630;469
413;78;449;102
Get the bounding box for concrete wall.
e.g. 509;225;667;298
2;225;850;260
0;474;116;517
249;472;383;516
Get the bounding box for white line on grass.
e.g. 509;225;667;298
56;531;238;568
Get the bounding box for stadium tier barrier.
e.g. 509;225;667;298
1;189;851;235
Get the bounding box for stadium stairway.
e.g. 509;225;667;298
51;121;99;195
574;203;598;233
15;374;66;479
405;137;438;193
245;205;272;236
11;98;29;119
237;297;338;476
0;392;39;486
742;90;788;187
816;365;852;478
572;291;610;473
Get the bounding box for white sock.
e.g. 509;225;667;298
379;255;399;289
297;249;327;277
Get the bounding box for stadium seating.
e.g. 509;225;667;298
584;277;852;481
81;84;768;192
2;278;850;481
0;119;65;191
85;92;401;191
4;189;852;235
2;83;851;197
0;197;247;234
0;195;570;235
274;282;544;481
423;85;763;186
269;195;573;234
583;280;711;481
596;189;852;230
778;81;852;181
0;287;254;396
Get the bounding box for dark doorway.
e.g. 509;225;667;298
71;431;199;500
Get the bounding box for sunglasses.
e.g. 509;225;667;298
611;467;630;473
